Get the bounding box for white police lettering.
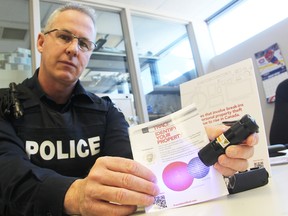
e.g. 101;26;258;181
40;141;55;160
25;136;100;160
88;136;100;155
26;141;38;159
57;141;68;159
78;139;90;157
70;141;76;158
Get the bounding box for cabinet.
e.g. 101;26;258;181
84;51;186;121
0;48;32;88
83;51;162;94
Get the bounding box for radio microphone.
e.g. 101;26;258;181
9;82;23;119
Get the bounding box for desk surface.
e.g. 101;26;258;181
134;163;288;216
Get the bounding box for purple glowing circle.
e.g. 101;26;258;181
162;161;194;191
187;157;210;179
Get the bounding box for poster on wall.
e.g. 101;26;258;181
254;43;288;103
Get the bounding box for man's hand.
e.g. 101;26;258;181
205;125;259;177
64;156;159;216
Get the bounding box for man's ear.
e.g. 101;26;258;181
37;33;45;53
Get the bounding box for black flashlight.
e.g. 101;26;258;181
198;114;259;167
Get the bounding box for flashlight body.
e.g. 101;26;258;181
198;114;259;166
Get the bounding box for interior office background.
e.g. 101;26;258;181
0;0;287;144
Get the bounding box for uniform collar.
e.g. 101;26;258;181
27;68;95;104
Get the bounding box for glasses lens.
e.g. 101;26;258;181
49;30;95;52
78;39;93;51
55;30;73;44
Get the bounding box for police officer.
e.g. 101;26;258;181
0;3;258;216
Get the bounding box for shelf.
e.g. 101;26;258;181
149;86;180;94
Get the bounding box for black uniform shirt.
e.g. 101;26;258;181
270;78;288;144
0;69;132;215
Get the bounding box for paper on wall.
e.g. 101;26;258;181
180;58;271;174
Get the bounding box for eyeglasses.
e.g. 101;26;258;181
44;29;96;52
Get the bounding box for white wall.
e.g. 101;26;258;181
206;18;288;144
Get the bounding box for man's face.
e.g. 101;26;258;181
37;10;96;86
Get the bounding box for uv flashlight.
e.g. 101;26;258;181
198;114;259;167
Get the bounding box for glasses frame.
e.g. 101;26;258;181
44;29;96;52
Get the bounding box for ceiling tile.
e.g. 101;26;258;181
104;0;232;20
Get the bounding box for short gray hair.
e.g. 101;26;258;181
44;2;97;32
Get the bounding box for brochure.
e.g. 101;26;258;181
180;58;271;174
129;104;228;213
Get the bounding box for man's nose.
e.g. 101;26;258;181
66;39;79;56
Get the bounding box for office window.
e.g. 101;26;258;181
208;0;288;55
0;0;32;88
131;15;197;120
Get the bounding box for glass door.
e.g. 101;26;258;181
131;15;197;121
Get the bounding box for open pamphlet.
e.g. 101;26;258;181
129;104;228;213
